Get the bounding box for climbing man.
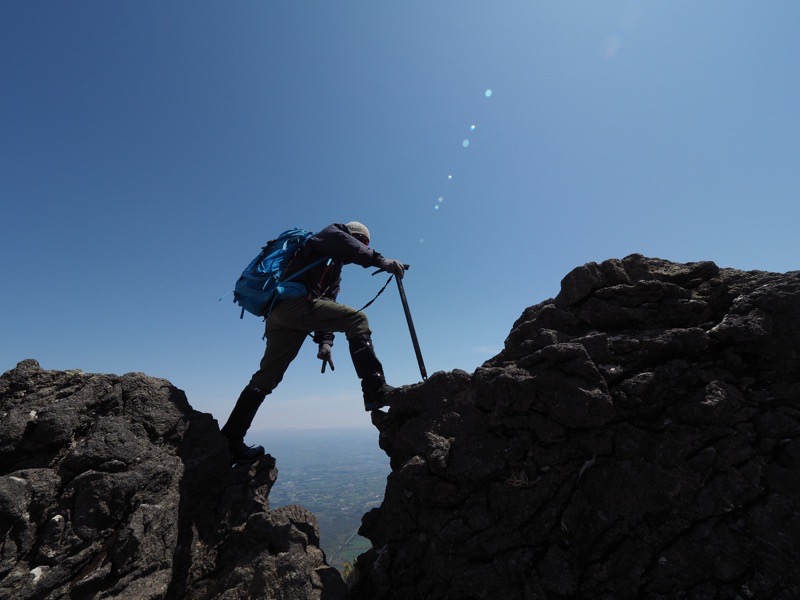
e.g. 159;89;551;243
221;222;406;463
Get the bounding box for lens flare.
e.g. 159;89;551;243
604;35;621;59
470;124;476;131
462;139;470;148
485;89;493;98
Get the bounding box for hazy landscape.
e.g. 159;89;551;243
253;428;390;571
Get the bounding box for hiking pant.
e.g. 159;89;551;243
221;298;372;444
249;297;371;391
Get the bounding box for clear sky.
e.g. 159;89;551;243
3;2;799;433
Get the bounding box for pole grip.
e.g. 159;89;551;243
372;264;411;276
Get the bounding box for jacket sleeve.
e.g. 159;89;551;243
313;331;335;346
309;224;385;269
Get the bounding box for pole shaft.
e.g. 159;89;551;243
396;276;428;381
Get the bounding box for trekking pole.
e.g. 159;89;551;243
371;264;428;381
396;266;428;381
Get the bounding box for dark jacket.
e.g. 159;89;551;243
283;223;385;300
280;223;386;344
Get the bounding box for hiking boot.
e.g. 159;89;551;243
363;378;395;411
221;385;268;445
350;334;394;410
229;441;265;465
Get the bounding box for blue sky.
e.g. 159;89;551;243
3;2;799;433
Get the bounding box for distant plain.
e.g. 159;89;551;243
253;428;390;571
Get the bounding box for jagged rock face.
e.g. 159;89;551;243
350;255;800;600
0;360;345;600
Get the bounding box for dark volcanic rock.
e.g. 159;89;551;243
350;255;800;600
0;360;345;600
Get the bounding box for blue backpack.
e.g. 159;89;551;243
233;228;325;318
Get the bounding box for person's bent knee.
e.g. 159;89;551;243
346;311;371;339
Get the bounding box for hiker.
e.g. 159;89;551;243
221;222;406;463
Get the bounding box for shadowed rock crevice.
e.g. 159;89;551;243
349;255;800;600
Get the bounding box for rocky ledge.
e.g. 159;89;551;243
350;254;800;600
0;360;345;599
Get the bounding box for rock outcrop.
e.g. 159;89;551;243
350;255;800;599
0;360;345;599
4;254;800;600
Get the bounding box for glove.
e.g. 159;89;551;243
380;258;405;279
318;343;334;373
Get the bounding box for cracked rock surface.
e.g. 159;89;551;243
349;255;800;600
0;360;345;600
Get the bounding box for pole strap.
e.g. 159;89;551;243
358;274;395;312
